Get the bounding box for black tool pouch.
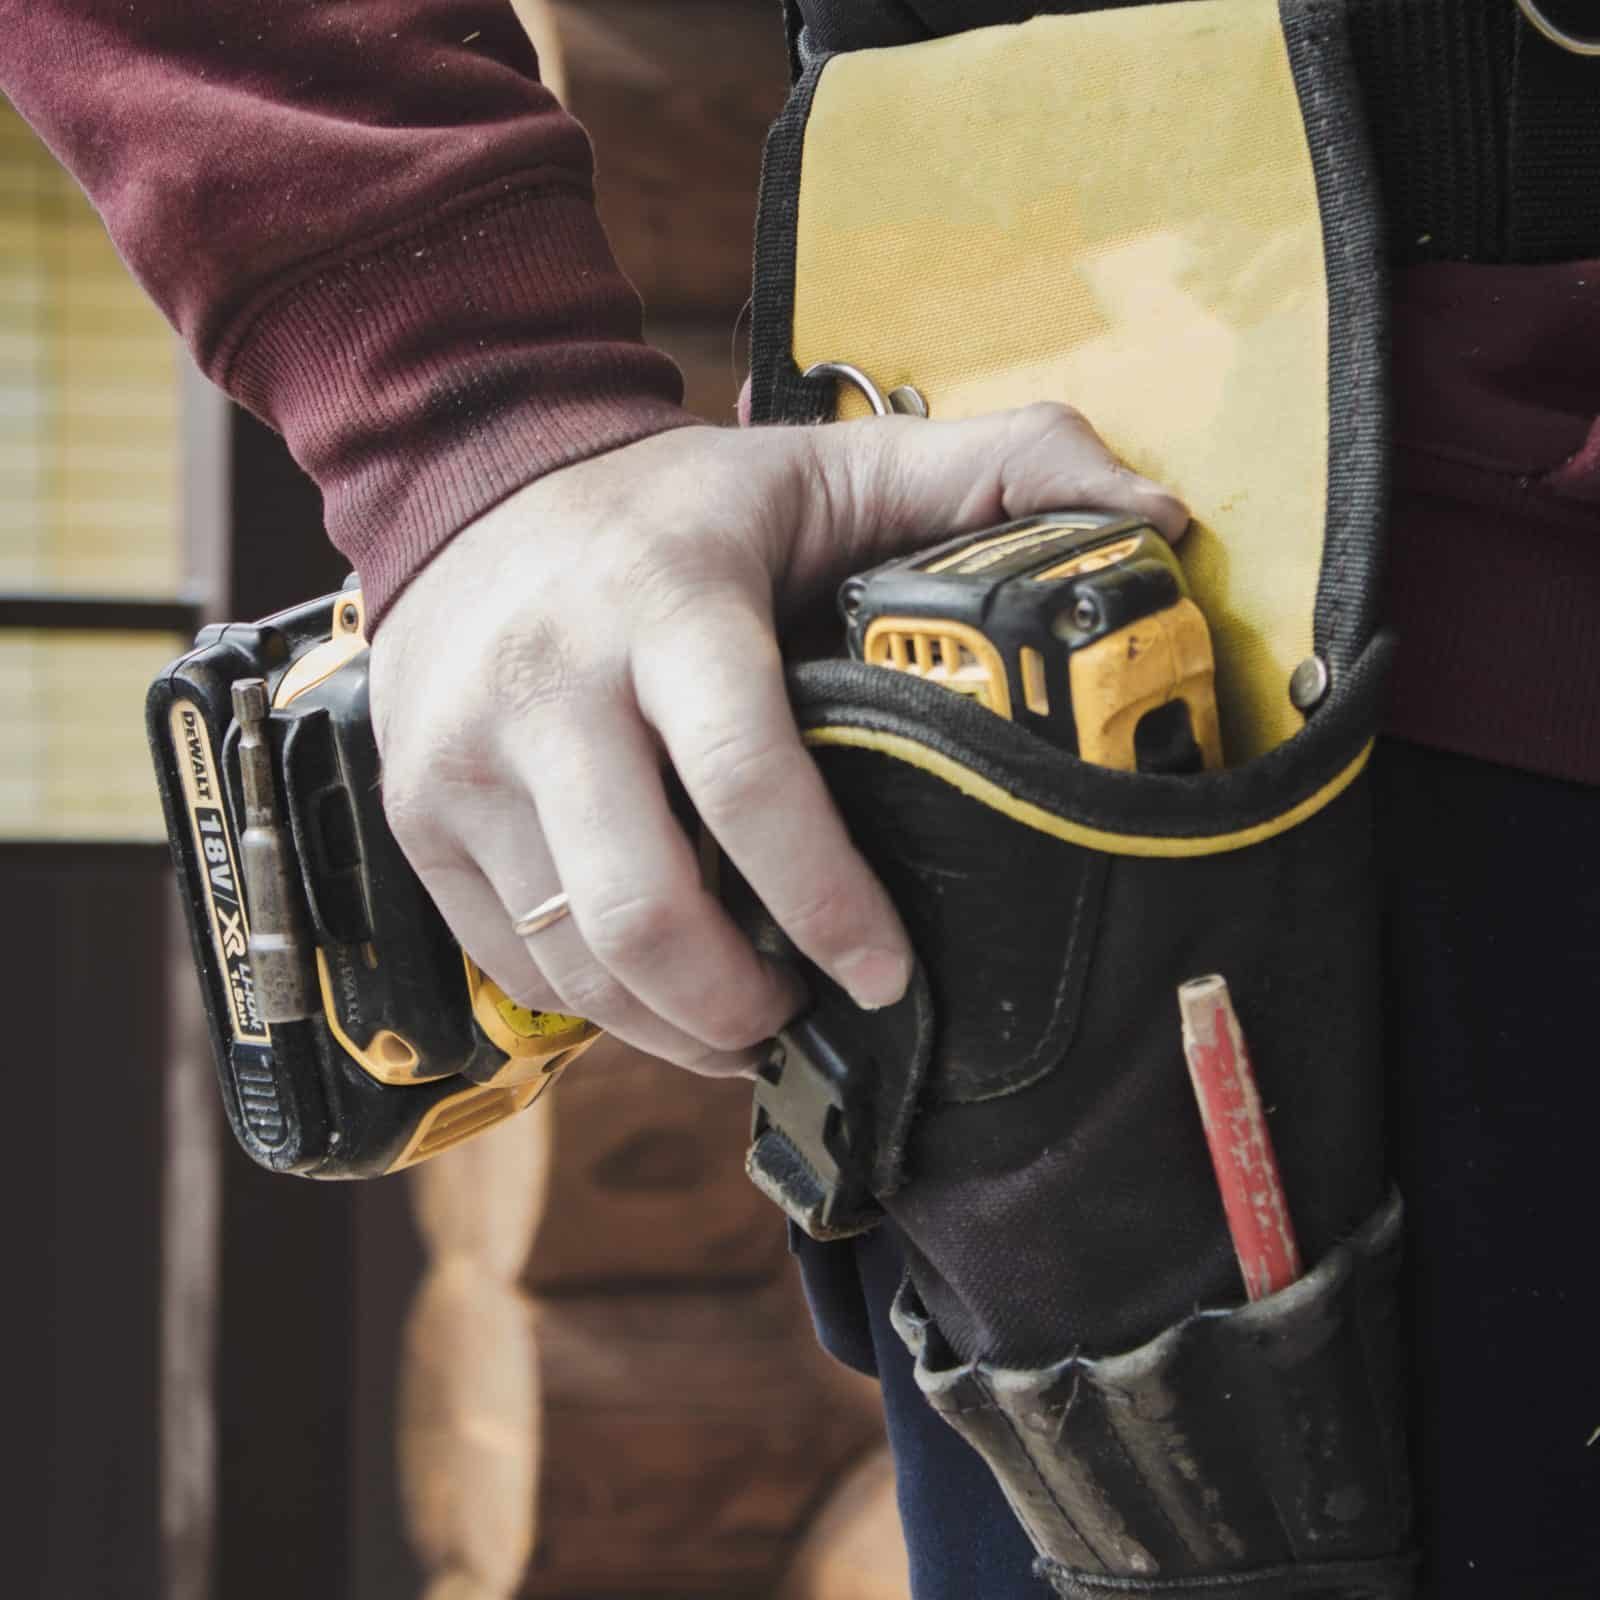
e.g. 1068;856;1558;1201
744;0;1414;1592
894;1195;1411;1599
765;647;1413;1598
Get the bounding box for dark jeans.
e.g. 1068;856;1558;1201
794;739;1600;1598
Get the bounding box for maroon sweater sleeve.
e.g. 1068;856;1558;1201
0;0;696;622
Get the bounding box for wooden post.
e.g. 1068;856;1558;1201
397;1040;890;1598
550;0;788;321
778;1450;912;1600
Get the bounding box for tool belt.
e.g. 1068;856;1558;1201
745;2;1414;1593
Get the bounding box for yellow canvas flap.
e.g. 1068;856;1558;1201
790;0;1331;758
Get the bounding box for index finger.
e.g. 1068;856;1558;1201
634;584;913;1012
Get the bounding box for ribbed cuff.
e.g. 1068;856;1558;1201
220;174;699;625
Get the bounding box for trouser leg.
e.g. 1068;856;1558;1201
1375;739;1600;1597
853;1226;1049;1600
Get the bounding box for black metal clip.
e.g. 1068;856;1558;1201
747;1012;883;1241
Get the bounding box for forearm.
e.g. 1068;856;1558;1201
0;0;693;621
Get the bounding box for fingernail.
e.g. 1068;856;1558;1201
836;946;912;1011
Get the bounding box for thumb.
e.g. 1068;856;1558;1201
782;401;1189;586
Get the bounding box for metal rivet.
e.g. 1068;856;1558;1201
339;602;360;632
1289;655;1330;711
888;385;929;418
1072;597;1100;632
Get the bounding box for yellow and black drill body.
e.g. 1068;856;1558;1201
842;510;1222;774
148;583;596;1179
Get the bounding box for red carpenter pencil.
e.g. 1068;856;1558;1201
1176;974;1302;1300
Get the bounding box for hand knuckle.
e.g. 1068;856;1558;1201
696;1001;778;1054
799;427;860;537
780;885;857;957
631;570;710;638
436;738;511;802
1022;398;1086;434
550;964;627;1023
487;613;575;721
691;727;789;822
582;889;681;968
385;751;501;875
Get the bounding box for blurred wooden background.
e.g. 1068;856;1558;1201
403;1042;909;1599
0;103;185;841
517;0;775;423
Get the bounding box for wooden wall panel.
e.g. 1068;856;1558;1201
649;317;749;427
778;1450;913;1600
8;844;170;1600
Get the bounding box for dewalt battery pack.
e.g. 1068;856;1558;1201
148;585;597;1178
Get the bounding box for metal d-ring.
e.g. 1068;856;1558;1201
803;362;930;418
803;361;892;414
1515;0;1600;55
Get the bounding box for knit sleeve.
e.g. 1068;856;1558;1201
0;0;696;622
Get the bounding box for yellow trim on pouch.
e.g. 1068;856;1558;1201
792;0;1331;758
802;726;1373;858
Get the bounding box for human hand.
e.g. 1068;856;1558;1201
369;407;1187;1075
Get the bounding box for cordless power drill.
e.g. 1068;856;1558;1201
840;509;1221;773
149;511;1218;1178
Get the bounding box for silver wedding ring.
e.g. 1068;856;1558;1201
512;891;572;937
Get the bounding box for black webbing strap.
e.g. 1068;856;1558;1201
780;0;805;81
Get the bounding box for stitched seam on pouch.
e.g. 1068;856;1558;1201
1009;853;1102;1093
949;852;1103;1104
975;1367;1107;1574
